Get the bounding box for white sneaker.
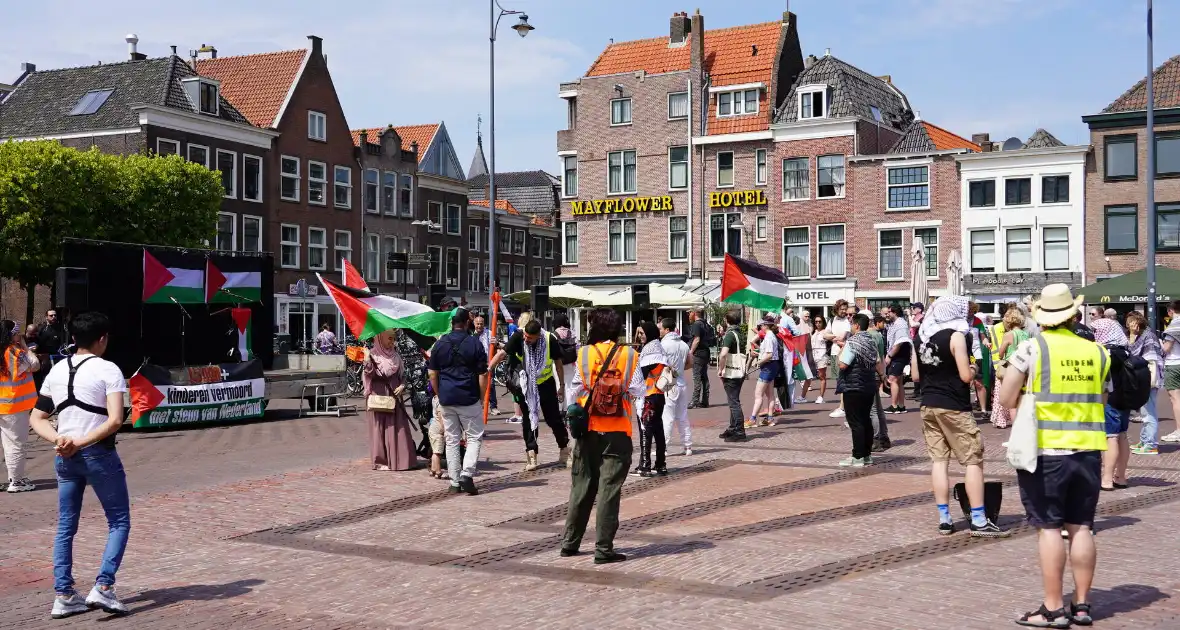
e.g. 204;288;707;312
51;593;89;619
5;478;35;493
1162;431;1180;443
683;448;693;457
505;416;523;424
829;408;846;418
793;396;806;404
85;584;127;615
815;396;824;404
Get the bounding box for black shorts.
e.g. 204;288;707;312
1017;451;1102;529
886;344;911;377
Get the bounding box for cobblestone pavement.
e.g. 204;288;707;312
3;379;1180;629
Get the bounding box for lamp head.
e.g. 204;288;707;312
512;14;534;37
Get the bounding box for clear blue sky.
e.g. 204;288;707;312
2;1;1176;172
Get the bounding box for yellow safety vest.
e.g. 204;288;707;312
514;334;555;384
990;322;1006;363
1028;328;1109;451
0;347;37;414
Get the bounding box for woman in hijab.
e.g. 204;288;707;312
632;321;669;477
1127;311;1163;455
1091;318;1131;490
364;330;418;471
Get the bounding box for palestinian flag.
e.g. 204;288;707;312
231;307;252;360
206;259;262;303
318;275;454;340
721;253;789;312
129;360;265;427
342;257;369;291
143;250;204;303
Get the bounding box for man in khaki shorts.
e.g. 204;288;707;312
911;295;1009;538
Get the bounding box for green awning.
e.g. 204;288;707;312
1074;266;1180;303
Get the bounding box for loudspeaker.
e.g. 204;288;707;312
631;283;650;310
428;284;447;309
55;267;88;312
533;284;550;314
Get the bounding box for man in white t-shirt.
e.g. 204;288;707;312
825;300;854;418
28;312;130;619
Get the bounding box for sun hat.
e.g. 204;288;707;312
1032;283;1084;327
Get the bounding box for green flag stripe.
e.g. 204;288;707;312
145;285;206;304
360;308;452;340
209;287;262;303
722;287;785;312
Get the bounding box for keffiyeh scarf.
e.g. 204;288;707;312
522;331;549;432
639;338;667;369
886;317;911;350
918;296;971;343
846;331;879;369
1090;318;1128;347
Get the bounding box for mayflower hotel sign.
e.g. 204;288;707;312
568;195;674;216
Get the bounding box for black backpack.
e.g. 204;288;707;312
698;321;717;349
554;331;578;365
1106;345;1150;412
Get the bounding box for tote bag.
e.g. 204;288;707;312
1005;368;1039;473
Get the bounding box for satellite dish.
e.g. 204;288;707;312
1002;136;1023;151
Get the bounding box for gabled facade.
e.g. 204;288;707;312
350;126;420;298
469;200;560;298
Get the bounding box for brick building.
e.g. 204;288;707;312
349;126;421;298
469;199;559;299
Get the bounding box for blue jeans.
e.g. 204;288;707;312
1139;388;1161;448
54;446;130;594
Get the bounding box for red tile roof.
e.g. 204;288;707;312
922;121;980;152
195;49;308;128
350;124;438;162
470;199;520;216
1104;54;1180;113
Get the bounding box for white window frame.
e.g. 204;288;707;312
307;160;327;206
708;212;742;261
384;236;399;282
877;229;904;281
563;222;578;265
334;230;352;272
544;237;555;259
541;267;553;285
513;229;526;256
467;258;481;291
187;143;209;168
817;223;846;278
363;168;380;214
607;218;637;264
308;110;326;141
513;264;526;292
242;214;263;253
886;164;930;211
308;227;328;271
531;265;542;288
215;212;236;251
334;165;352;209
914;227;939;280
1043;226;1070;271
968;179;995;208
561;155;578;198
969;229;996;273
669;145;689;191
1041;174;1071;205
667;91;688;120
197;81;219;116
716;151;735;188
1003;176;1033;207
782;157;809;201
444;247;461;289
280;155;300;202
610;97;632;126
156;138;180;156
1006;227;1033;272
782;226;811;280
400;174;414;217
816;154;845;199
499;262;511;293
607;150;637;195
426;246;443;285
798;85;828;120
427;201;443;230
382;171;398;215
365;233;380;282
242;154;263;203
469;225;481;252
755;149;767;185
668;215;688;262
445;204;462;236
280;224;300;269
716;88;760;118
755;215;768;242
530;234;542;258
215;149;237;199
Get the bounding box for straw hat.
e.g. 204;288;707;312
1031;283;1084;327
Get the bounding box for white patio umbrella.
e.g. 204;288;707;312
592;286;633;306
909;237;929;306
650;282;705;307
507;282;596;308
946;249;965;297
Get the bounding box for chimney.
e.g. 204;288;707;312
804;54;817;69
307;35;323;57
21;62;35;74
170;45;177;57
876;75;891;85
669;11;690;46
125;34;146;61
971;132;993;152
690;9;705;79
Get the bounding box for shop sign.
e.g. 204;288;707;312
964;272;1080;295
1098;294;1173;303
568;196;673;216
709;189;768;209
288;283;319;297
786;286;855;305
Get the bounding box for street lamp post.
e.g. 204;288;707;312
487;0;534;305
1146;0;1158;329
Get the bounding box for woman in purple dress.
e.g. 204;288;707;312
364;330;418;471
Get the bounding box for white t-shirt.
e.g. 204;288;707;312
40;355;128;440
829;318;851;355
1163;330;1180;366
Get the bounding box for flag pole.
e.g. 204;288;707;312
483;291;502;424
1146;0;1158;330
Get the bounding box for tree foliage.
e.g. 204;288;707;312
0;140;223;295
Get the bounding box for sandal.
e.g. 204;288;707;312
1113;482;1129;489
1016;604;1071;628
1070;602;1093;626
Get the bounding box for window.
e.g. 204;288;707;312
216;150;236;198
1006;228;1032;271
709;212;741;259
886;166;929;209
1157;203;1180;251
469;225;481;251
567;98;577;130
513;229;526;255
755;215;767;241
499;263;510;293
562;156;578;197
530;235;542;257
334;166;352;208
400;174;413;216
609;218;637;263
384;236;398;282
968;180;995;208
1043;227;1069;271
484;227;490;252
782;157;809;200
334;230;352;271
755;149;767;185
1041;175;1069;203
383;172;397;213
445;248;460;288
513;265;526;293
68;89;114;116
1005;178;1031;206
669;146;688;190
668;91;688;119
242;215;262;252
563;222;578;264
364;234;379;282
818;224;845;277
243;155;262;202
156;138;180;155
280;224;300;269
915;227;938;279
969;230;995;272
608;150;637;194
215;213;235;251
799;88;826;119
363;169;379;213
468;259;481;291
187;144;209;168
427;245;442;285
717;88;759;117
783;227;809;278
610;98;632;125
445;204;461;235
817;155;845;198
309;228;327;270
1105;135;1137;180
669;216;688;261
199;82;219;116
531;266;542;288
428;201;443;227
281;156;300;201
544;238;554;259
1157;133;1180;176
500;228;511;253
308;110;326;141
307;161;327;205
717;151;734;187
542;268;554;285
878;230;903;279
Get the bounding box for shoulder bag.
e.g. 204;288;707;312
720;330;746;379
655;364;676;393
1006;359;1039;473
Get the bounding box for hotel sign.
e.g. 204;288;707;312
569;196;674;216
709;189;768;209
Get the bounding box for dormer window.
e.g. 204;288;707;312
799;86;828;119
717;88;759;117
181;77;220;116
199;81;218;115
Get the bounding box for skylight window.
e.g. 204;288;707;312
68;89;114;116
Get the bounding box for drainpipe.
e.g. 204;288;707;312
699;75;710;282
686;77;693;283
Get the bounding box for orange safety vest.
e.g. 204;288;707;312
644;364;666;397
577;341;637;436
0;347;37;414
